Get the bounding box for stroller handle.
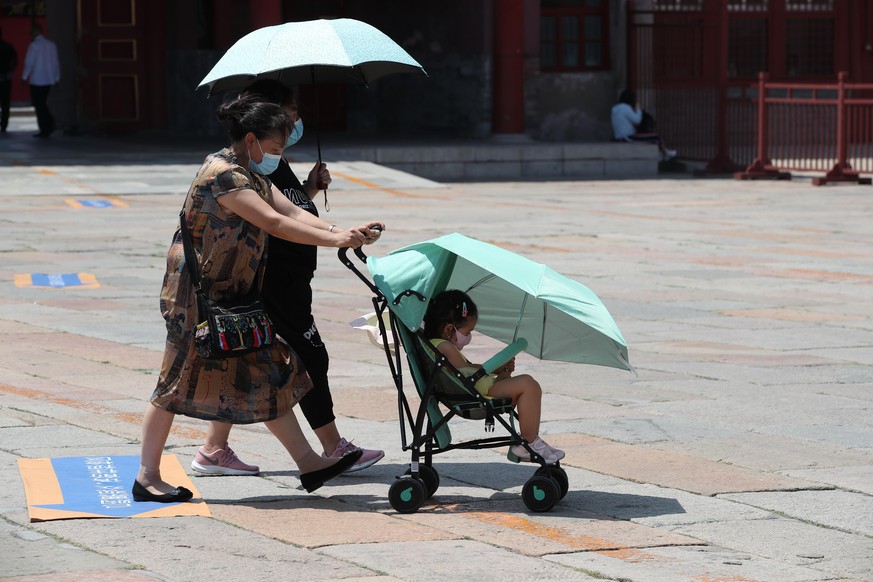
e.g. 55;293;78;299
338;246;381;295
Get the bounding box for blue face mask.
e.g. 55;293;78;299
286;118;304;147
248;138;282;175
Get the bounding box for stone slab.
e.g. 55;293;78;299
0;519;132;578
317;539;603;581
547;434;823;495
399;498;701;557
212;498;458;548
719;490;873;536
674;517;873;580
548;544;839;582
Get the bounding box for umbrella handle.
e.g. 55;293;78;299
310;65;330;212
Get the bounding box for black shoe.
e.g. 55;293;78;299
299;449;362;493
131;480;194;503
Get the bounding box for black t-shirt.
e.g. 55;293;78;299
267;160;318;275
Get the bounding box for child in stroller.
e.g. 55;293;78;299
424;290;565;465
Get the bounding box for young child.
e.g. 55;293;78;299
423;290;565;464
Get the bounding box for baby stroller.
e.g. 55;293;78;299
340;234;631;513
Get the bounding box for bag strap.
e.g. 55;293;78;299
178;210;202;290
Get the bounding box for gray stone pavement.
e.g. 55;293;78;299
1;114;872;582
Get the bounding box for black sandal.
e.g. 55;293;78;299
299;449;363;493
132;480;194;503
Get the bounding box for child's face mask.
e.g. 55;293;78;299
451;328;472;349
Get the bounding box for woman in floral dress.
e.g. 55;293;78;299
133;94;383;502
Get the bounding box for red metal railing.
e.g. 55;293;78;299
736;72;873;185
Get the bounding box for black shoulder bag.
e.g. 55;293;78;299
178;211;276;359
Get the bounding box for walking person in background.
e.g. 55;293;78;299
0;28;17;133
22;24;59;138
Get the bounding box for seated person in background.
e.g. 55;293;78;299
611;89;677;161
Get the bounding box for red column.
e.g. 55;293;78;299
492;0;525;134
249;0;283;31
213;0;236;48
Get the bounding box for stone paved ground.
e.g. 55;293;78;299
1;116;872;581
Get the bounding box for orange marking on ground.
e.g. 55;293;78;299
597;547;663;562
329;171;424;199
37;168;56;175
465;512;646;554
756;268;873;283
0;382;205;440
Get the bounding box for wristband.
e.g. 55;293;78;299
328;224;337;232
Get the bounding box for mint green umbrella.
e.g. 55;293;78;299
197;18;426;95
367;233;631;371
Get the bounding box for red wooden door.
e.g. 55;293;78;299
0;14;46;104
861;0;873;82
77;0;165;133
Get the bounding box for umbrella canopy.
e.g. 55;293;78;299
367;233;631;372
198;18;427;95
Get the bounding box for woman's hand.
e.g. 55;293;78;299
360;222;385;245
307;161;331;194
330;225;369;248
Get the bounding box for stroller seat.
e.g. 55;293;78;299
408;331;517;449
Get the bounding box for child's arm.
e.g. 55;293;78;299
495;357;515;380
434;341;472;370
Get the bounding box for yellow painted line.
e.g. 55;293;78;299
33;166;102;196
329;170;435;199
64;197;129;208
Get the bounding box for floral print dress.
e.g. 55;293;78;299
151;148;312;423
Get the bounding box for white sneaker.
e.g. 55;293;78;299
538;437;565;462
510;437;561;464
662;149;677;161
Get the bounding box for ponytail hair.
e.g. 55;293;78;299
618;89;636;106
423;290;478;338
215;93;292;143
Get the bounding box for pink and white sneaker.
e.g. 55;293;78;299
191;444;259;476
324;438;384;473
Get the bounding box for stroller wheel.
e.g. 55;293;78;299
404;464;440;498
522;474;560;512
389;477;427;514
535;465;569;499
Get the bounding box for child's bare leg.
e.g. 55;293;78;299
487;374;542;441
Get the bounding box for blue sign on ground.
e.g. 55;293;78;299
76;199;114;208
33;456;171;517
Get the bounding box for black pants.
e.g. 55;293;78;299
261;267;335;431
0;79;10;131
30;84;55;136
